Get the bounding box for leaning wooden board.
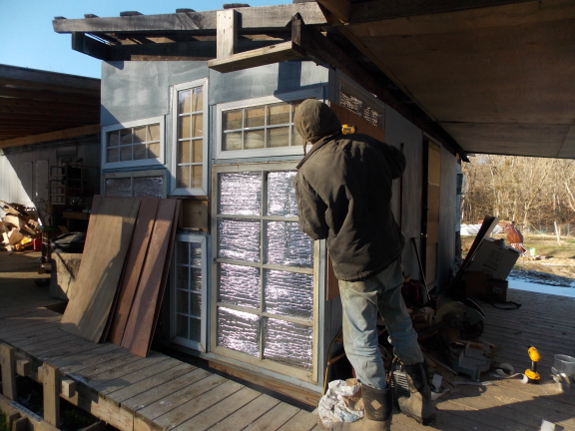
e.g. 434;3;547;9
61;196;141;343
121;198;180;357
108;197;161;345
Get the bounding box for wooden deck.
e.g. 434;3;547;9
1;250;575;431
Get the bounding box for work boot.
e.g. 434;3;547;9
397;362;436;425
333;385;392;431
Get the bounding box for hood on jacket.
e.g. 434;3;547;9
294;99;342;143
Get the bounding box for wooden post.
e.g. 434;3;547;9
0;344;17;400
15;360;30;377
216;9;239;59
41;364;60;427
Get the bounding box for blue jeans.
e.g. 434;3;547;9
338;259;424;390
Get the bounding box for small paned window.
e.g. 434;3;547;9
216;89;323;159
102;118;164;169
103;171;166;198
172;233;208;351
221;102;303;152
172;79;208;196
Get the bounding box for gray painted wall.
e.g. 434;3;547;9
385;106;424;281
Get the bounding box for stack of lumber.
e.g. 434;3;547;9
60;196;180;357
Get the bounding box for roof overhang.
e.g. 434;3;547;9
51;0;575;159
0;64;100;149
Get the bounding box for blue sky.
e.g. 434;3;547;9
0;0;287;79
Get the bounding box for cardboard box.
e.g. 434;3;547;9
485;279;508;302
467;238;520;280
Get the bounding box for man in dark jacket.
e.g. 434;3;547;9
293;100;434;430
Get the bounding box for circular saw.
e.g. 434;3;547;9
433;299;484;343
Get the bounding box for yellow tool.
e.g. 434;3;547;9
525;346;541;383
342;124;357;134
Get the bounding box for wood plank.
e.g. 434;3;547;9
275;410;319;431
108;362;196;405
148;199;181;355
122;367;212;414
154;380;243;430
136;373;227;423
53;345;128;374
61;196;141;343
34;336;113;363
96;357;180;397
41;364;60;427
208;41;306;73
242;403;300;431
207;393;281;431
121;199;178;357
179;199;208;231
88;351;167;391
123;368;212;415
0;344;16;400
109;197;160;345
173;386;261;431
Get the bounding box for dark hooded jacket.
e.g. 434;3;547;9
293;99;406;281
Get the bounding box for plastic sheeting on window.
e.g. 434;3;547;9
218;172;262;215
217;307;260;357
266;221;313;267
218;219;261;262
105;178;132;197
264;318;313;369
266;171;298;217
264;270;313;319
219;263;260;309
134;176;163;197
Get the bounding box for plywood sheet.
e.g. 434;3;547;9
61;196;141;343
121;199;180;357
108;197;161;345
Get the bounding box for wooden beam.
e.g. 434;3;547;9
53;3;327;33
41;365;60;427
316;0;351;22
347;0;535;23
208;41;305;73
72;32;111;61
217;9;239;59
0;344;16;400
0;124;100;149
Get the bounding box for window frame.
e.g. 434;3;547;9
171;79;209;197
171;232;209;352
215;88;323;160
210;162;321;383
101;116;165;170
